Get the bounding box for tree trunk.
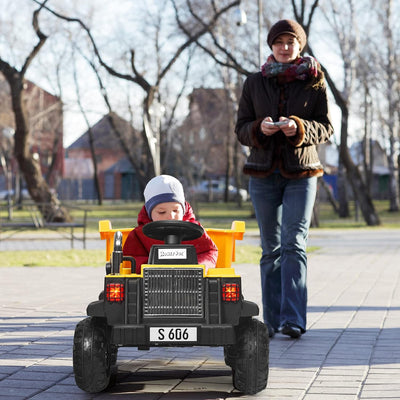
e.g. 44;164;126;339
337;158;349;218
387;140;399;211
383;0;399;212
0;3;71;223
319;177;339;214
1;63;71;223
340;145;380;226
319;63;380;226
87;126;103;205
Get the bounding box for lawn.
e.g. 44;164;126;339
2;199;400;267
0;249;105;268
0;245;262;268
5;199;399;230
79;199;400;232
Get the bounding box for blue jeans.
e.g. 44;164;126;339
249;174;317;333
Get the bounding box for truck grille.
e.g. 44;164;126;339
143;268;204;317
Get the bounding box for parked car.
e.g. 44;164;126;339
0;189;31;201
189;180;248;202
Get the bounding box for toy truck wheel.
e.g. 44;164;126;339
73;317;117;393
228;318;269;395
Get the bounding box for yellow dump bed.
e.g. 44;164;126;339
99;220;245;275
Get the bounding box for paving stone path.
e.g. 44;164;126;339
1;228;400;399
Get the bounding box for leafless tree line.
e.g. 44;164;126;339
0;0;398;225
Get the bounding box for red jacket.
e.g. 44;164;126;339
123;202;218;274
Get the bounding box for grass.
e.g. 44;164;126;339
235;244;319;265
6;199;400;230
0;244;319;267
1;246;257;267
80;201;260;231
235;244;261;264
2;199;400;267
314;200;400;228
0;249;105;267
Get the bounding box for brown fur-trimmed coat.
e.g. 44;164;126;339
235;71;334;179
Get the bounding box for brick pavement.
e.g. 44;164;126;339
0;229;400;399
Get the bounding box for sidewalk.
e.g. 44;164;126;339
1;229;400;399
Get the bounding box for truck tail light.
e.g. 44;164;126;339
222;283;240;302
106;283;125;302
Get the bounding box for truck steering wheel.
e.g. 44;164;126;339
142;220;204;245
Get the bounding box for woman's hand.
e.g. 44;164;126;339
261;117;297;137
260;117;280;136
278;117;297;137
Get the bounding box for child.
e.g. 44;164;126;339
123;175;218;274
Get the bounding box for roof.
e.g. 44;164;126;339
105;157;135;174
67;113;135;151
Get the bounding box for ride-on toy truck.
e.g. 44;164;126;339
73;220;269;395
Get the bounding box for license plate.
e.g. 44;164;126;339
149;327;197;342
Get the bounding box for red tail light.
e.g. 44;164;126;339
106;283;125;302
222;283;240;302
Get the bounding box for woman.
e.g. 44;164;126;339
235;19;333;339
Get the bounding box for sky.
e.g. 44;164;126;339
0;0;362;150
0;0;143;147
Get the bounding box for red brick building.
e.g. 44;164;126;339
0;74;64;193
178;87;246;182
64;113;141;200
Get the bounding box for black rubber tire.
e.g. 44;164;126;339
223;344;236;368
73;317;117;393
229;318;269;394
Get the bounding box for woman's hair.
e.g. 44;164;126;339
308;69;326;90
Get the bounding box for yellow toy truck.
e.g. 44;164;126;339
73;220;269;394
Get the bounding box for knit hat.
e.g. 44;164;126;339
144;175;186;217
267;19;307;52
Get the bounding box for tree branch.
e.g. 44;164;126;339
172;0;249;76
31;0;151;91
158;0;240;85
21;0;49;77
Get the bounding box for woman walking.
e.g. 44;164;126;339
235;19;333;339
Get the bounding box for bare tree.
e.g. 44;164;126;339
0;1;71;221
357;0;400;209
315;0;379;225
1;0;393;226
172;0;249;205
174;0;382;224
380;0;399;211
72;54;103;205
360;80;374;197
34;0;241;192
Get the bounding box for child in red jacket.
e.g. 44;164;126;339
123;175;218;274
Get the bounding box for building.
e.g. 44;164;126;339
63;113;141;200
0;74;64;194
178;87;247;182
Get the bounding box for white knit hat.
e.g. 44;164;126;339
144;175;186;217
